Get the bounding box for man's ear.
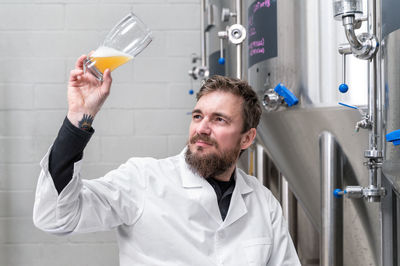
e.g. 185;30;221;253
240;128;257;150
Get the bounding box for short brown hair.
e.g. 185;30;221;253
197;75;262;133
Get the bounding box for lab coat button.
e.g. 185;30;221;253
218;231;225;238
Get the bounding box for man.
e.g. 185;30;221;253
33;55;300;265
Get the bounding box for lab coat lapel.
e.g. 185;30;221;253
223;169;254;228
178;149;223;225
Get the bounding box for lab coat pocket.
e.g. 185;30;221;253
243;237;273;266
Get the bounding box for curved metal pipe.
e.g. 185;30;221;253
343;16;363;50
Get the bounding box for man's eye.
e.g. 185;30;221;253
193;114;202;120
216;117;226;123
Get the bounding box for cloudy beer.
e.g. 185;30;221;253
83;13;152;80
89;46;133;73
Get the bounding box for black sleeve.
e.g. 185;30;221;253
49;117;94;194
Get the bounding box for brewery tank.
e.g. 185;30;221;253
193;0;400;265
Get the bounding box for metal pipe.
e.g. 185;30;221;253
200;0;207;68
343;16;363;50
366;0;383;202
368;0;378;150
236;0;242;79
256;144;265;184
320;132;339;266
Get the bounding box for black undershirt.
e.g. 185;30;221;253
48;117;235;220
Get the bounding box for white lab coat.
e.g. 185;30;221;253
33;147;301;266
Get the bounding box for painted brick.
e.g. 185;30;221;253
167;135;187;156
101;136;168;162
168;82;198;108
79;163;120;180
166;30;200;56
93;109;134;136
0;191;35;217
67;231;116;243
32;137;57;163
133;4;200;30
34;84;68;109
134;109;191;135
103;83;169;109
0;218;66;244
0;164;41;191
66;5;132;30
101;0;165;3
0;111;35;137
33;110;66;136
1;243;118;266
168;0;198;2
0;31;102;59
0;4;64;30
0;138;36;163
78;136;102;163
0;59;66;83
0;84;34;110
137;30;168;58
0;1;200;265
133;57;192;82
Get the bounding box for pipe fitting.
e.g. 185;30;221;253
342;15;379;60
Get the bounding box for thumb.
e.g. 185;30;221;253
101;69;112;95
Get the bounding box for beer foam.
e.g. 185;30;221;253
92;46;132;58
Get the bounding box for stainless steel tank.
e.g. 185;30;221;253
244;0;380;265
194;0;400;265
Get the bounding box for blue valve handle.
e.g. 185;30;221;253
188;89;194;95
386;129;400;146
274;83;299;107
338;102;358;109
333;188;347;198
339;83;349;93
218;57;225;65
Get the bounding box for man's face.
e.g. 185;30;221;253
185;91;246;178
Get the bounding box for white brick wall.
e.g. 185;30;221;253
0;1;201;265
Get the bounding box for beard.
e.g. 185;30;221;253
184;134;241;179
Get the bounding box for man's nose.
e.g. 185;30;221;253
197;118;211;135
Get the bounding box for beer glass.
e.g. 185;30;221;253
84;12;152;81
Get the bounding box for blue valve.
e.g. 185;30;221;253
274;83;299;107
188;89;194;95
339;83;349;93
333;188;347;198
386;129;400;146
218;57;225;65
338;102;358;109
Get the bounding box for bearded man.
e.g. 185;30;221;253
33;54;300;266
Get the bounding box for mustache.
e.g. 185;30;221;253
189;134;218;146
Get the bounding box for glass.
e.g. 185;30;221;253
84;12;152;81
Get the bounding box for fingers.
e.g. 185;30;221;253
75;54;88;70
101;69;112;95
69;69;84;82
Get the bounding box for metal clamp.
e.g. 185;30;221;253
228;24;246;45
221;7;236;22
334;185;386;201
262;89;282;111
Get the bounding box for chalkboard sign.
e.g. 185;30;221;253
248;0;277;68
